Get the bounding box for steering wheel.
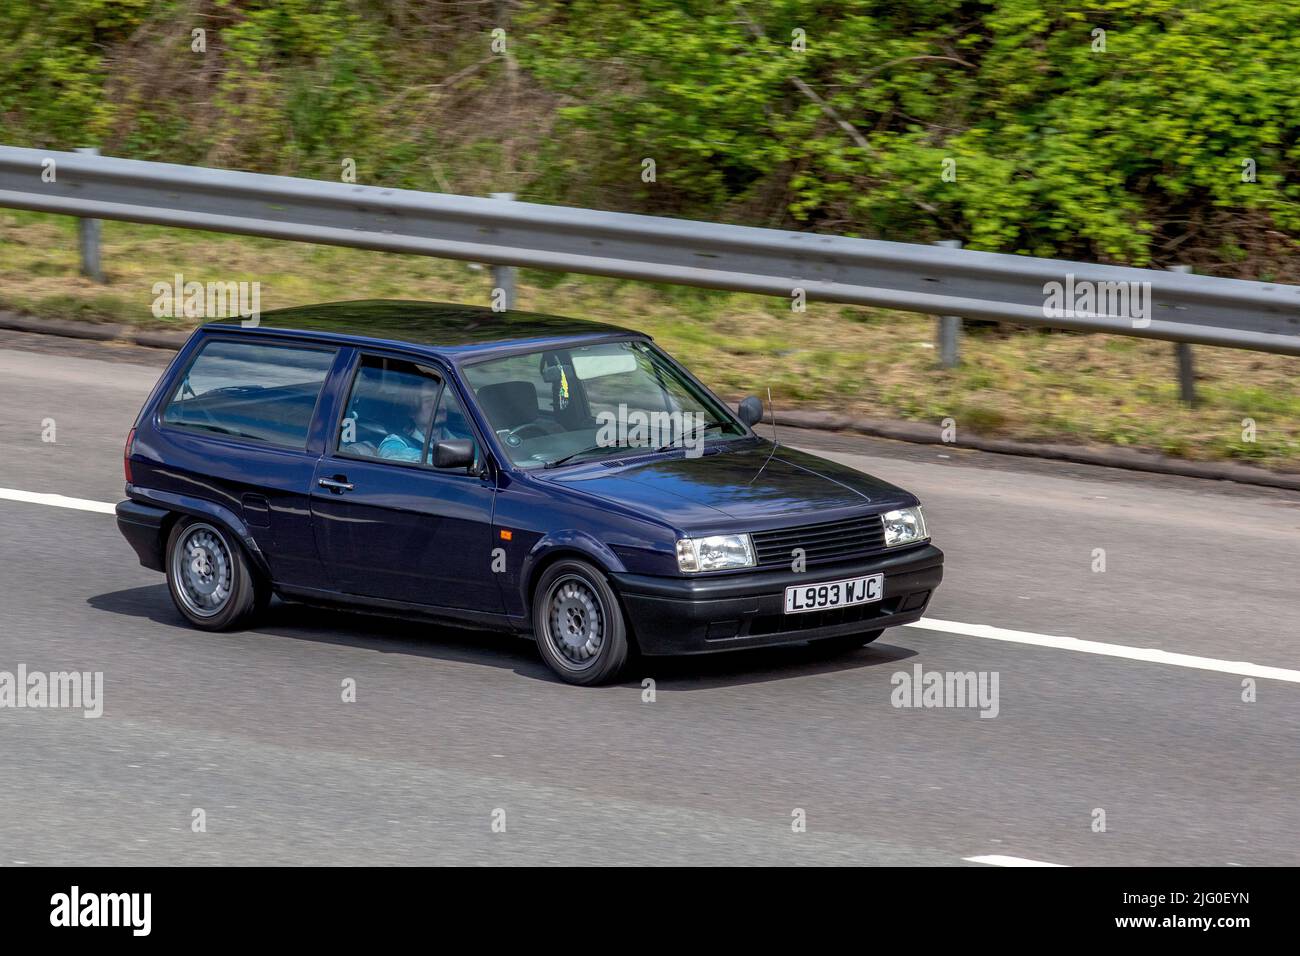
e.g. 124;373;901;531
503;422;553;447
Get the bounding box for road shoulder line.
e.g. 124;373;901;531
4;485;1295;684
907;617;1300;684
0;488;117;514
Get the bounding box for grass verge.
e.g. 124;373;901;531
3;209;1297;470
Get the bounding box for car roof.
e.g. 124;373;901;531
204;300;647;362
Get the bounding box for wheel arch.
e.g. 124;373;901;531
520;540;640;650
134;490;273;583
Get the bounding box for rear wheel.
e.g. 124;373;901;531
165;517;261;630
813;629;884;655
532;559;631;685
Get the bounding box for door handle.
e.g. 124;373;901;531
318;476;354;494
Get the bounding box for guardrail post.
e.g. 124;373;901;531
74;147;104;283
933;239;962;367
1168;264;1196;405
489;192;517;311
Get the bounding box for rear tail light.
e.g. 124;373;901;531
124;427;136;482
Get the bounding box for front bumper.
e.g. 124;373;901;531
612;543;943;655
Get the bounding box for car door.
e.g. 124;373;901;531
309;351;502;612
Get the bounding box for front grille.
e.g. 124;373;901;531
750;514;886;569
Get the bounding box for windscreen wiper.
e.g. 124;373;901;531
545;418;728;469
654;419;727;453
543;439;632;469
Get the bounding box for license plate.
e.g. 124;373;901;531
784;573;883;614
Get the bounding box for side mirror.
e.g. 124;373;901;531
434;438;475;470
737;395;764;428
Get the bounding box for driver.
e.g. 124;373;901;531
377;376;440;462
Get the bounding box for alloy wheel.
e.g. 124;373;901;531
171;522;234;618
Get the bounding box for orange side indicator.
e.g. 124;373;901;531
499;529;513;541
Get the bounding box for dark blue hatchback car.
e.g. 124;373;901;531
116;301;943;684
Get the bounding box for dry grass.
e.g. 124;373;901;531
3;209;1297;469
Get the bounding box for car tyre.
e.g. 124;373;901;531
532;559;631;685
166;517;261;631
813;628;884;654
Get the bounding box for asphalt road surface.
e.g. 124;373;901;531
0;329;1296;866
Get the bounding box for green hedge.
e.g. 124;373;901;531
2;0;1296;275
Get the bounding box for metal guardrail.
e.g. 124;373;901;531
1;145;1298;355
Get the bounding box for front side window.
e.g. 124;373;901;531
161;339;336;449
425;384;479;469
462;339;746;469
339;356;442;463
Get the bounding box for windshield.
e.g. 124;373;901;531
461;339;748;469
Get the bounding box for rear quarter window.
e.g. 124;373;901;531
161;339;336;449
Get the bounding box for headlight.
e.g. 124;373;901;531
676;534;755;572
882;506;928;547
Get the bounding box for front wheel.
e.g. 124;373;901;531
532;559;631;685
165;517;262;630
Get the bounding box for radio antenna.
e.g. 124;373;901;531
767;386;780;447
748;386;781;486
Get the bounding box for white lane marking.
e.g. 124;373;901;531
0;488;116;514
907;617;1300;684
965;854;1066;868
4;486;1298;685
